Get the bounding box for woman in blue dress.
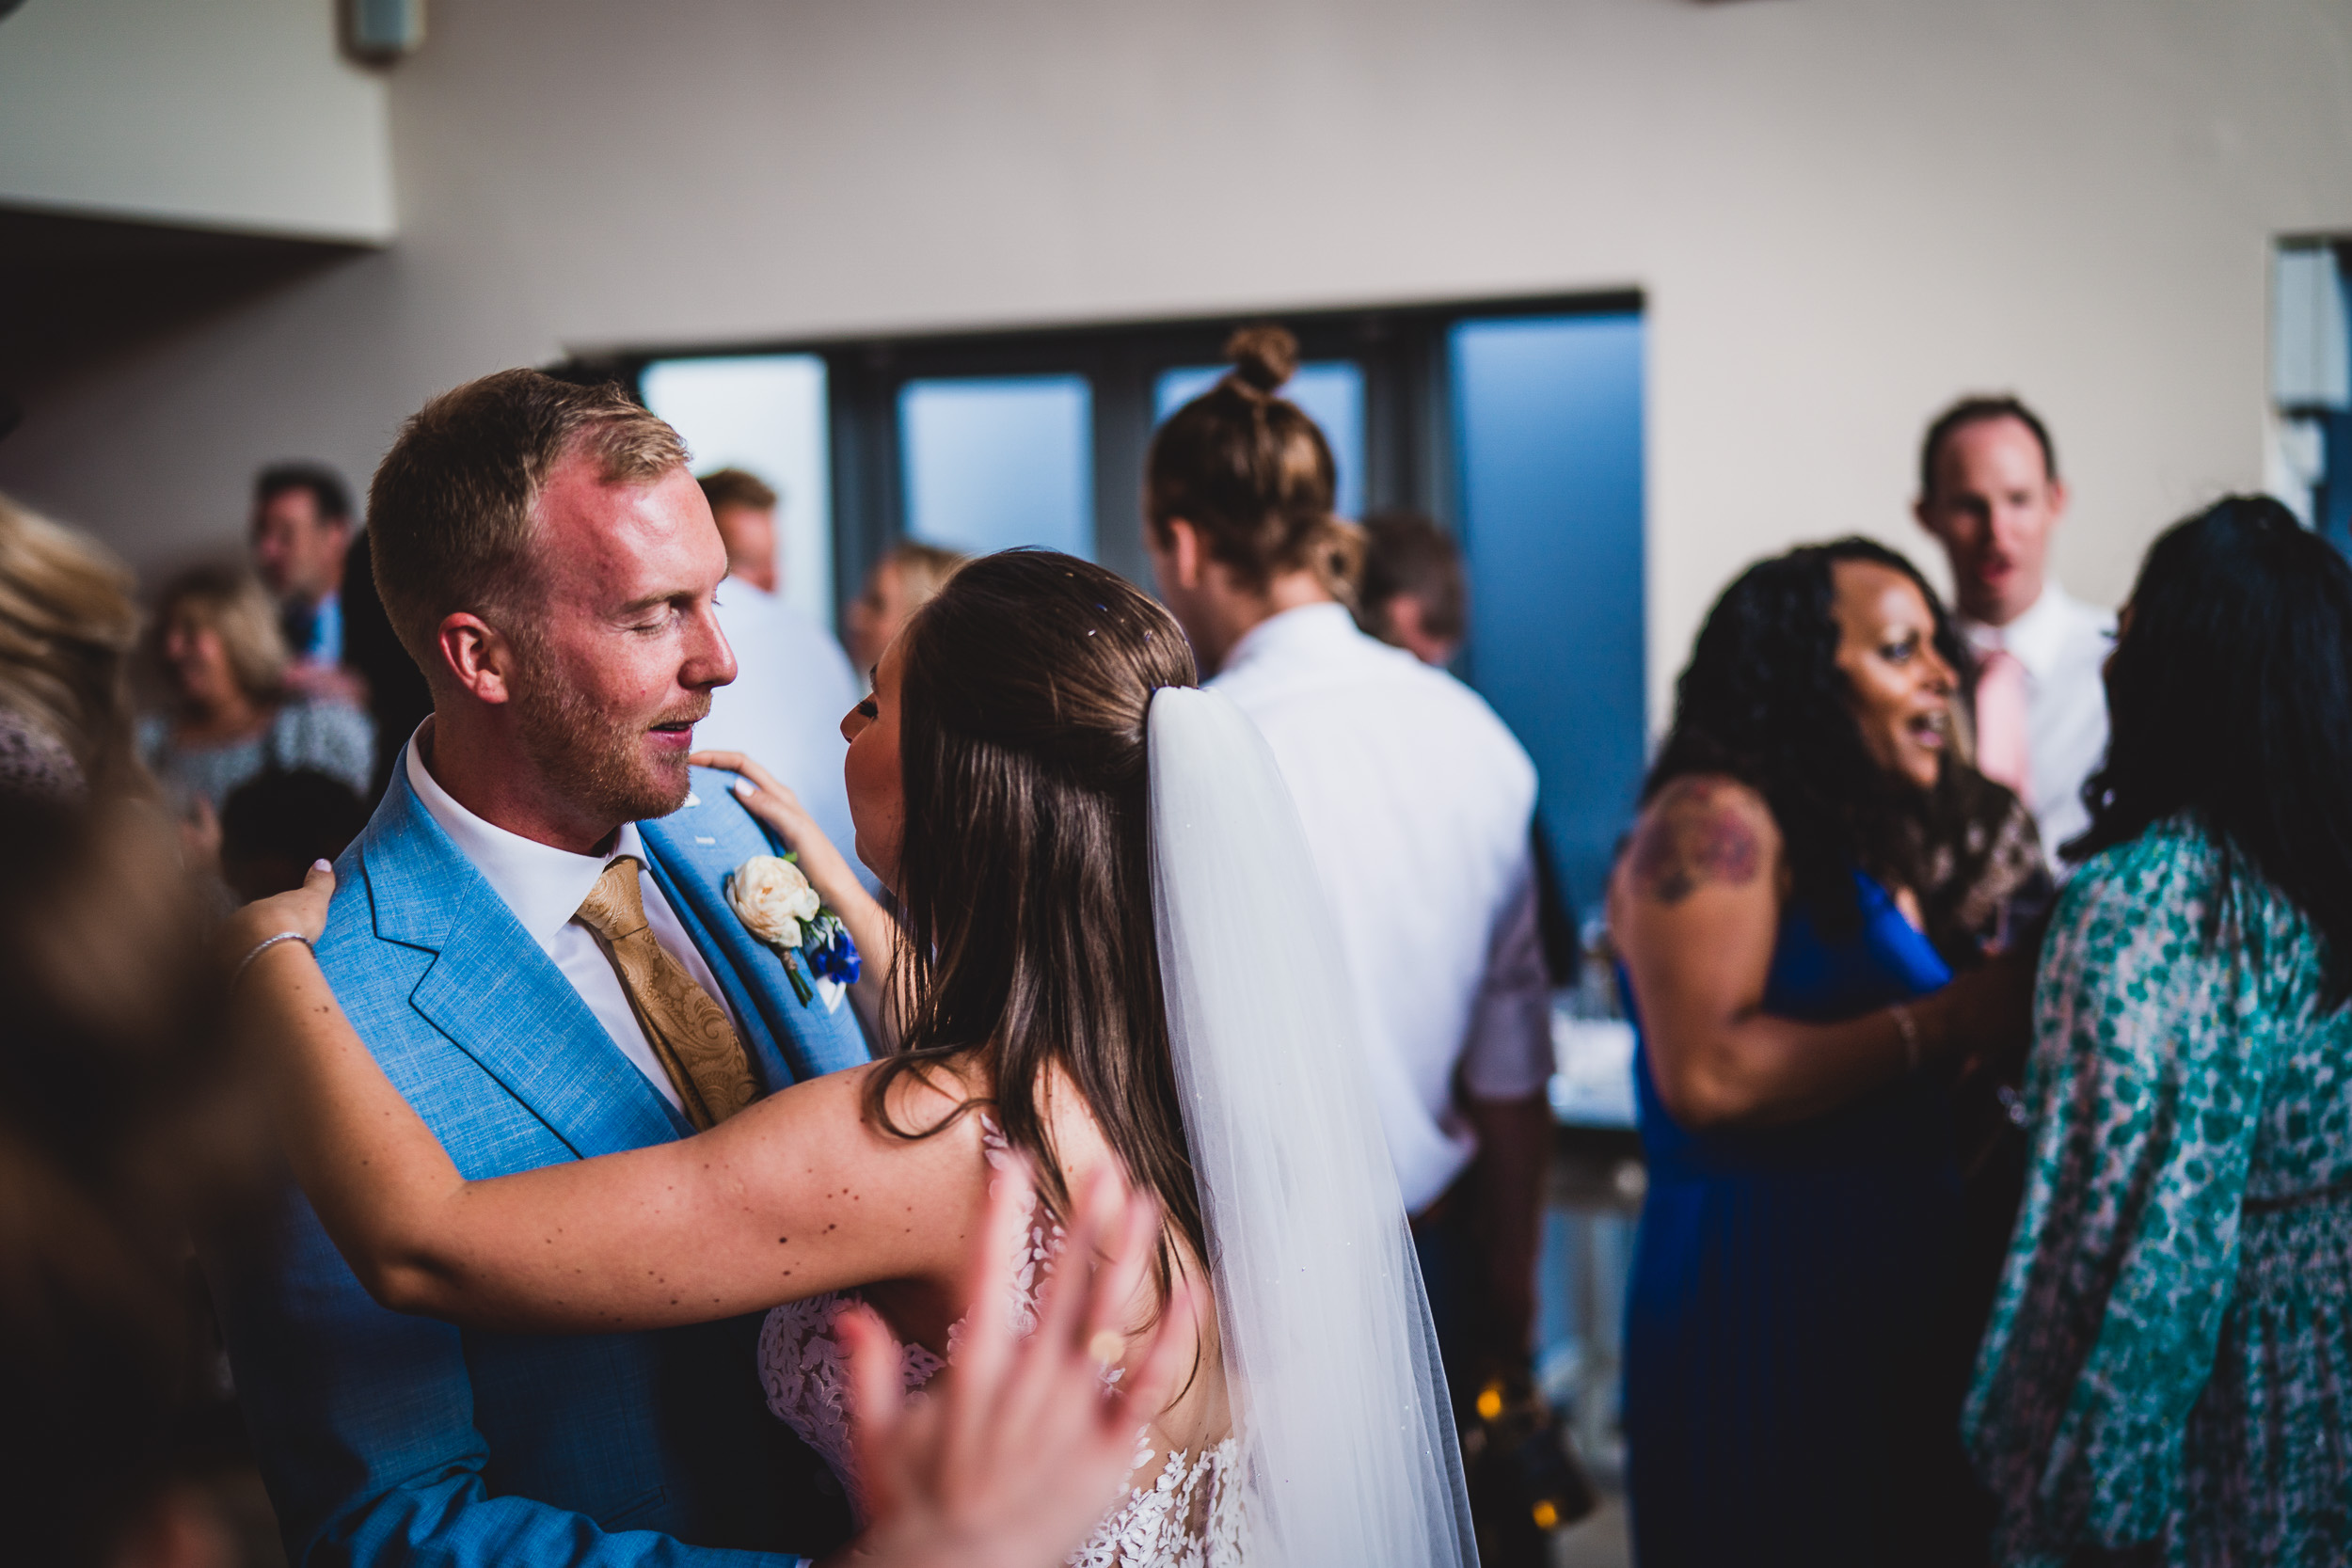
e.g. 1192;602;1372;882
1610;539;2048;1566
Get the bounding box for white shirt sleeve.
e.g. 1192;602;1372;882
1458;862;1555;1103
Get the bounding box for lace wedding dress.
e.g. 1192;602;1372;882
755;1120;1246;1567
764;688;1474;1568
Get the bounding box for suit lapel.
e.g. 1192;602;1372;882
363;767;689;1160
640;767;873;1088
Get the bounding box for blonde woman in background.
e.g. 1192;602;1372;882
139;564;372;823
0;493;144;803
843;540;966;677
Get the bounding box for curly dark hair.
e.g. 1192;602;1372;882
2071;495;2352;1006
1645;537;1986;948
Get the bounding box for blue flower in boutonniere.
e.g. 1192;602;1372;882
725;853;862;1006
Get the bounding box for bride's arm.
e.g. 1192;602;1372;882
226;864;982;1335
691;748;900;1037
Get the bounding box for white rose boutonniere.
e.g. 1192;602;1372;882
726;853;860;1006
728;854;821;948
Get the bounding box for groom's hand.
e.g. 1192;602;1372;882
824;1161;1201;1568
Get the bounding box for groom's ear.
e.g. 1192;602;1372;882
435;612;518;706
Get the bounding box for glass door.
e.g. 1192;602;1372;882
1450;312;1645;921
897;373;1095;559
641;353;834;629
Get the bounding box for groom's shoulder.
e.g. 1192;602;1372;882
641;766;785;871
313;775;463;999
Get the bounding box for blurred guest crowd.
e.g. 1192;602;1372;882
3;330;2349;1568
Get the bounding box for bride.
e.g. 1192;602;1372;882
228;549;1477;1568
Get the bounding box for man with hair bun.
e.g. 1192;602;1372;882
1913;395;2112;863
1144;325;1565;1562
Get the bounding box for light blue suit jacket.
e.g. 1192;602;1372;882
211;764;873;1566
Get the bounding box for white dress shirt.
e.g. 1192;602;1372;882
405;724;743;1115
1212;604;1550;1212
1961;584;2115;865
699;578;869;888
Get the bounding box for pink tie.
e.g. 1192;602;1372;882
1973;647;2031;796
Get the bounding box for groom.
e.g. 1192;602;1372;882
209;370;871;1565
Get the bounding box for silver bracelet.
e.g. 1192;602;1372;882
232;930;311;990
1889;1003;1922;1073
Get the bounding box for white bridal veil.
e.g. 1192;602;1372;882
1146;686;1479;1568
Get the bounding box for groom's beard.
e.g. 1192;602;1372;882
511;641;708;828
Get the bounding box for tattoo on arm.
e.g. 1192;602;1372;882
1629;780;1764;906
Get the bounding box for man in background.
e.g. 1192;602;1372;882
1914;396;2112;863
693;468;863;867
842;541;966;681
1357;510;1468;668
1358;511;1580;979
251;463;368;708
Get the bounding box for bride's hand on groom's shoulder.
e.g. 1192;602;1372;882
691;751;864;905
223;859;336;972
824;1161;1202;1568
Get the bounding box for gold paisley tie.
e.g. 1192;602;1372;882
575;856;759;1130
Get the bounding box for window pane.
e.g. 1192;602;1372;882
1153;361;1365;519
899;374;1093;559
1450;313;1645;920
641;354;834;628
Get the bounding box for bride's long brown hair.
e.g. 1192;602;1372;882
859;549;1207;1282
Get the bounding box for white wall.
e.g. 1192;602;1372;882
4;0;2349;721
0;0;392;240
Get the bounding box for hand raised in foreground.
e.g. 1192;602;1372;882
823;1159;1203;1568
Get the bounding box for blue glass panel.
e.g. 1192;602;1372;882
1451;314;1645;919
641;354;834;628
899;374;1093;559
1153;361;1366;519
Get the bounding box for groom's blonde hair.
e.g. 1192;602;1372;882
367;370;688;673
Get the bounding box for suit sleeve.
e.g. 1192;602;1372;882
210;1189;803;1568
213;862;805;1568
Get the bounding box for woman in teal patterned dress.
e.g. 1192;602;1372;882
1967;496;2352;1566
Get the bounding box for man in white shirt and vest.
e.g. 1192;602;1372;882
1914;395;2113;865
